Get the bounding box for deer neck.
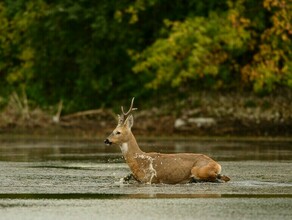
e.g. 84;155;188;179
120;132;144;161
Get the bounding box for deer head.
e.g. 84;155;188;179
104;98;137;145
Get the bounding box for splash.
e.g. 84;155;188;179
134;154;157;184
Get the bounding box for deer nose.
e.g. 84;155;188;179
104;139;112;145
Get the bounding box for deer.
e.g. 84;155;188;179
104;98;230;184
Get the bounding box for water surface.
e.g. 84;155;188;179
0;136;291;219
0;136;291;162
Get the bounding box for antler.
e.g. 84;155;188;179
121;97;137;116
117;97;137;125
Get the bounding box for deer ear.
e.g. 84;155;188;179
117;114;124;125
124;115;134;129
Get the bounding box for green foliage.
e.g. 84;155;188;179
0;0;291;113
1;0;145;112
132;0;292;93
241;0;292;93
0;0;46;95
132;11;250;90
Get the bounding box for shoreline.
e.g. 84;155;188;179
1;92;291;137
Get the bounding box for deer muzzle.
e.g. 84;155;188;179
104;139;112;146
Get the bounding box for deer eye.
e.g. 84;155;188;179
116;131;121;135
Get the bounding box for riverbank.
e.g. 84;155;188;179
0;92;291;137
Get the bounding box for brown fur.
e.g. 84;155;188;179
105;114;230;184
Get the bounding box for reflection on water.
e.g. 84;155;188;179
0;136;291;162
0;193;222;200
0;135;291;220
0;193;291;200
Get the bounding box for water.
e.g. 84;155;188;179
1;137;291;162
0;136;291;219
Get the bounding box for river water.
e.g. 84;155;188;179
0;136;291;219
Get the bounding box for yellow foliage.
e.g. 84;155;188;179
240;0;292;92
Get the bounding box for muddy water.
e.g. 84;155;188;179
0;136;291;219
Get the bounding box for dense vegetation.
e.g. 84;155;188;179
0;0;291;113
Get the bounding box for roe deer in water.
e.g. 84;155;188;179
104;98;230;184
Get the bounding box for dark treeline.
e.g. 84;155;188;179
0;0;291;113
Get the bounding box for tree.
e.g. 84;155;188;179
131;0;292;93
0;0;291;113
